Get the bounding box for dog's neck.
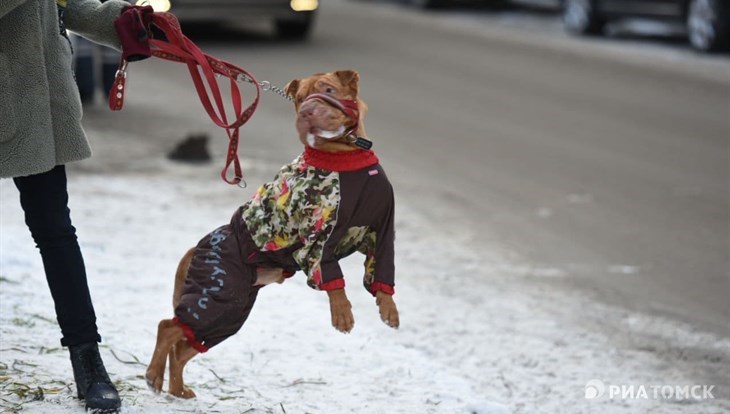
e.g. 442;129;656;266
303;146;379;172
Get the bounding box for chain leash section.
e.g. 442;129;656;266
234;74;294;103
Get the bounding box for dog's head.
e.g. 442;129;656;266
285;70;368;152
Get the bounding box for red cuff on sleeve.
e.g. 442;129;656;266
370;282;395;296
173;317;209;353
319;278;346;291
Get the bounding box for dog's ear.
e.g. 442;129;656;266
334;70;359;98
284;79;301;103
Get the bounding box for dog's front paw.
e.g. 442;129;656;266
376;291;399;329
327;289;355;333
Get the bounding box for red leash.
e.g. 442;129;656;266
109;12;260;186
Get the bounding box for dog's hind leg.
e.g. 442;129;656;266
146;319;183;393
173;247;195;309
168;339;199;398
146;248;196;393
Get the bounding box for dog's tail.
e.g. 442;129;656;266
172;247;195;310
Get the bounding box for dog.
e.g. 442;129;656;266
146;70;400;398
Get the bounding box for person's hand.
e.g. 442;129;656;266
114;5;154;62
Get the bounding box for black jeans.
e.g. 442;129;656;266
13;165;100;347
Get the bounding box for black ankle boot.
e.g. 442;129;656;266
68;342;121;412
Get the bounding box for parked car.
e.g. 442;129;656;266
402;0;510;9
145;0;318;39
510;0;561;9
562;0;730;52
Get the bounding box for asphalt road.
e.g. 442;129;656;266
82;0;729;336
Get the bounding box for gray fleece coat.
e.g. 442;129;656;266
0;0;128;178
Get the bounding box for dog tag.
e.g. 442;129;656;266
353;136;373;150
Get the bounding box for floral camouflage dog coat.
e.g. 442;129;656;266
174;147;395;351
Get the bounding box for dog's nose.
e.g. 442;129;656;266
299;100;321;118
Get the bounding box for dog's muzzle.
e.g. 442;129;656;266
302;93;372;150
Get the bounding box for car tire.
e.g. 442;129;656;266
276;12;315;40
563;0;606;36
687;0;730;52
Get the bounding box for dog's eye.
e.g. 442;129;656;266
325;87;336;94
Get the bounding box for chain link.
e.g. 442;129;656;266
236;74;294;102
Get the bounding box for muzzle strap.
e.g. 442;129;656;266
302;93;365;146
303;93;359;120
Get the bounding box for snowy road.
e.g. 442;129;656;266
2;0;729;413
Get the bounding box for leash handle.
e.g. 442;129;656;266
109;60;127;111
110;12;260;186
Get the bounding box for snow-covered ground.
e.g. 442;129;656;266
1;142;728;413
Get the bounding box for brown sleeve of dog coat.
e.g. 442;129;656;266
321;164;395;295
370;175;395;295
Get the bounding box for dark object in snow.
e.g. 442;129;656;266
168;134;211;163
69;342;121;412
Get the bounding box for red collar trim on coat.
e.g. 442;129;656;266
303;147;379;172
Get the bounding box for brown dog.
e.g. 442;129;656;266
146;70;399;399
